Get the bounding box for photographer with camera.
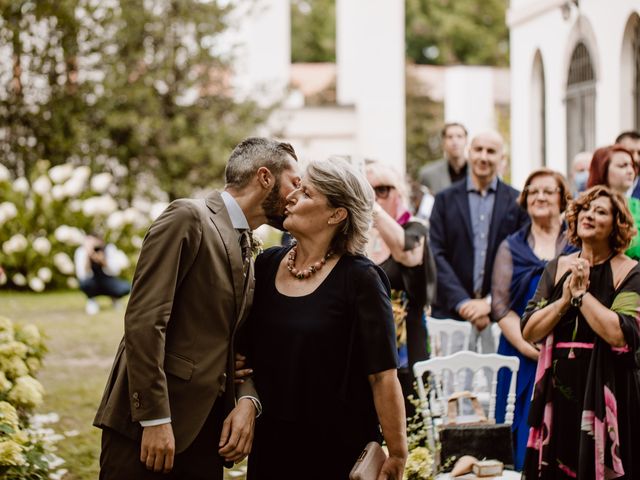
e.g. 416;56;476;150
74;232;131;315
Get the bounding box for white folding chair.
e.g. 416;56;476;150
427;318;472;357
412;351;520;452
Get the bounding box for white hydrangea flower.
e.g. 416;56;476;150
28;277;45;292
0;341;28;359
16;324;41;348
150;202;169;221
8;376;44;408
106;211;125;230
0;439;26;466
68;199;82;212
3;234;28;255
0;317;14;342
51;184;66;200
62;177;85;197
90;172;113;193
123;207;147;228
82;195;118;216
12;177;29;194
0;374;12;393
37;267;52;283
11;273;26;287
52;252;74;275
73;165;91;181
53;225;84;246
32;175;52;196
0;163;10;182
66;277;79;289
32;237;51;255
131;235;144;249
0;202;17;220
48;163;74;183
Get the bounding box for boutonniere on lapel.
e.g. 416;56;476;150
250;234;263;257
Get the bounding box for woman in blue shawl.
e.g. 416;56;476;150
491;169;576;470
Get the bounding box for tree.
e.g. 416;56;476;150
291;0;335;63
405;0;509;66
0;1;269;200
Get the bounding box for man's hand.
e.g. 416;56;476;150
140;423;175;473
459;299;490;322
377;454;406;480
472;314;490;331
218;398;256;463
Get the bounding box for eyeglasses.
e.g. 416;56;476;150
525;186;560;197
373;185;395;199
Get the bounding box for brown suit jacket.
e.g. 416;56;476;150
94;191;257;453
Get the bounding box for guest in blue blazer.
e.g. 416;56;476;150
429;130;529;352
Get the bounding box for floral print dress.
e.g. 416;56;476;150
521;255;640;479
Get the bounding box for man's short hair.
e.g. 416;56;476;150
441;122;468;138
225;138;298;189
615;131;640;143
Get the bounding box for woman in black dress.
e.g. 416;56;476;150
245;158;408;479
521;186;640;479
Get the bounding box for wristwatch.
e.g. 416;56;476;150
570;292;586;307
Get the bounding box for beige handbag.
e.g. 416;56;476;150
349;441;387;480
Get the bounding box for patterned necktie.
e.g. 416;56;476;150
239;230;252;278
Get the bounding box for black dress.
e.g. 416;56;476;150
245;247;398;480
521;255;640;479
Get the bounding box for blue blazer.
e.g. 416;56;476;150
429;178;529;320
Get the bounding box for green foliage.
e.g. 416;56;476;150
291;0;336;63
405;0;509;66
0;0;269;201
405;71;444;179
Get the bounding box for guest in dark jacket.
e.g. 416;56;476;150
429;130;529;352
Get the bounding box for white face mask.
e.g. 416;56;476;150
574;170;589;194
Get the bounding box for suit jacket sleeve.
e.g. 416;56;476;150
429;192;471;313
124;200;203;421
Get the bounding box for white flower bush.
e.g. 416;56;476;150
0;159;167;291
0;315;65;478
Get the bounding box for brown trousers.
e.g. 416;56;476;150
99;401;225;480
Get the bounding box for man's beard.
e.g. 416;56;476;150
262;178;286;230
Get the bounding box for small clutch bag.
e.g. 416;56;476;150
349;441;387;480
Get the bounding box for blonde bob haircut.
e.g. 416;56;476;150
305;158;374;255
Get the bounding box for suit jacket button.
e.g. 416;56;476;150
134;401;141;408
133;392;139;399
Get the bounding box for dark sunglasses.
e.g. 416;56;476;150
373;185;395;199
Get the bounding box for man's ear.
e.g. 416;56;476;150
329;207;348;225
256;166;274;189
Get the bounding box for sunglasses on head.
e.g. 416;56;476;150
373;185;395;199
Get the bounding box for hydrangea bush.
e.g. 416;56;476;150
0;160;167;291
0;315;65;479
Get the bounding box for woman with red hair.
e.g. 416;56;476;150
587;144;640;258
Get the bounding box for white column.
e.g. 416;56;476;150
341;0;405;171
336;0;360;106
444;66;495;138
230;0;290;107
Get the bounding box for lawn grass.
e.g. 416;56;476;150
0;291;247;479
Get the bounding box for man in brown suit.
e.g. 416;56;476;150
94;138;301;479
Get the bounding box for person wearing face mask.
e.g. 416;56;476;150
586;145;640;259
571;151;591;196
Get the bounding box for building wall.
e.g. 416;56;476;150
508;0;640;189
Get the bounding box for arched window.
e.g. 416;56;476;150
566;42;596;172
531;52;546;167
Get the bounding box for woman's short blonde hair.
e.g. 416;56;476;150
306;158;374;255
565;185;636;253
